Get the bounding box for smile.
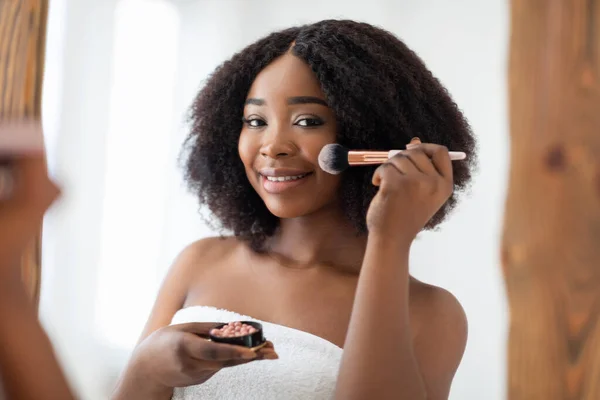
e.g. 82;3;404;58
264;173;310;182
259;172;313;194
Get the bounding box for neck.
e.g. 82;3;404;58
266;204;367;273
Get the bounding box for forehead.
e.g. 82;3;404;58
246;53;325;99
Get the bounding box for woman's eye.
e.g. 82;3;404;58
295;118;324;127
243;117;266;128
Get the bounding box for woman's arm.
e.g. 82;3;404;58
112;238;274;400
335;234;467;400
335;141;467;400
0;146;73;399
0;268;75;400
335;234;425;399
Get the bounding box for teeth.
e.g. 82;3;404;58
265;173;308;182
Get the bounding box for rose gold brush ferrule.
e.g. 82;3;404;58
348;151;389;165
347;149;466;165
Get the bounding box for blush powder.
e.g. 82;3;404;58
210;321;259;338
208;320;266;349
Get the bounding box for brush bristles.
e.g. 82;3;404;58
318;144;349;175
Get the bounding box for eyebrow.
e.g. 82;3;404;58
245;96;329;107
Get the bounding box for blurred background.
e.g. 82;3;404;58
39;0;509;398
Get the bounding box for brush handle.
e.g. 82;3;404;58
388;149;466;161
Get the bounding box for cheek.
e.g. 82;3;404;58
314;164;342;201
322;173;342;194
304;132;337;162
238;132;257;172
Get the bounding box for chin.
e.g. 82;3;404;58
263;198;322;219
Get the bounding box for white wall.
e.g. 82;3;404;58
40;0;509;399
41;0;119;397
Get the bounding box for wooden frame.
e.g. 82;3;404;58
503;0;600;398
0;0;49;309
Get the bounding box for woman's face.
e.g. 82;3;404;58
239;53;341;219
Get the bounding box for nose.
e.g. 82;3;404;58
260;128;297;159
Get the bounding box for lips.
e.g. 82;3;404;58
258;168;313;194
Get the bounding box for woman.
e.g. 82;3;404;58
113;19;476;400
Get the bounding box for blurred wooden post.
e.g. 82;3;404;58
503;0;600;398
0;0;49;309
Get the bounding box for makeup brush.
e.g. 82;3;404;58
318;143;467;175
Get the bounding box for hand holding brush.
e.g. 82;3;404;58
318;140;466;175
362;137;458;241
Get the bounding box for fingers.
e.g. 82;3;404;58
187;336;258;361
182;330;273;362
260;340;274;350
372;138;453;189
372;150;426;188
174;324;280;364
255;341;279;360
372;163;398;187
0;120;59;219
407;137;422;148
0;153;60;266
406;140;453;179
391;150;436;175
191;340;278;376
216;342;279;367
387;154;420;175
8;154;59;210
199;346;279;371
173;322;223;336
0;121;56;209
0;164;14;201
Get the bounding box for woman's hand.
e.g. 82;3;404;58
0;128;59;277
0;123;73;399
117;322;278;398
366;138;454;244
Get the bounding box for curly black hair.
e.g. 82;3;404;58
182;19;477;250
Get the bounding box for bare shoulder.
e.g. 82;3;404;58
137;236;244;339
160;235;245;304
172;236;242;275
409;278;468;397
410;277;468;336
178;236;241;261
